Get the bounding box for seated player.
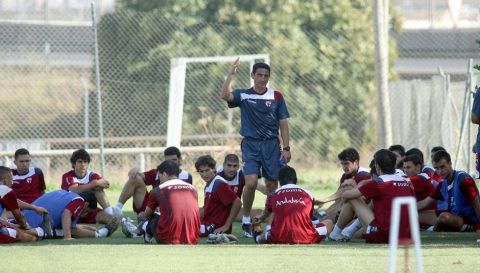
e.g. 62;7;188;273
318;147;370;222
252;166;333;244
417;150;480;232
0;166;51;243
61;149;115;224
329;149;415;243
24;190;119;240
402;154;436;226
115;146;192;217
389;144;406;169
125;160;200;244
216;154;245;198
11;148;46;204
405;147;441;185
196;155;241;236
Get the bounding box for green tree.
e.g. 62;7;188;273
100;1;399;158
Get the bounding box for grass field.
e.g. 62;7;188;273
4;180;480;273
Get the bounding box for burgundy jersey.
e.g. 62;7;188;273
340;166;371;185
61;170;102;191
12;167;46;203
144;169;193;187
266;184;320;244
147;179;200;244
201;175;238;233
407;173;435;202
0;185;20;216
359;174;415;241
217;166;245;198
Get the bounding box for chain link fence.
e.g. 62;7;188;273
1;6;478;185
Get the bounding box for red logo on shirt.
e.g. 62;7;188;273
265;101;272;107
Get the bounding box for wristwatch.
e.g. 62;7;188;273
283;146;290;152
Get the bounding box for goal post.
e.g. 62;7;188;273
167;54;270;148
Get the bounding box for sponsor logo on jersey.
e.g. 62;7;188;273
265;101;272;107
275;196;306;207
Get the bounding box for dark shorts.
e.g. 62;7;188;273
241;138;281;181
146;214;164;244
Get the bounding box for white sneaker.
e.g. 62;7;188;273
328;233;349;242
121;217;139;238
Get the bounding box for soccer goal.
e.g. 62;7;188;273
167;54;270;148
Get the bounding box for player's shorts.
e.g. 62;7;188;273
364;221;388;244
133;191;150;214
0;224;16;244
265;224;326;244
241;137;281;181
78;208;103;224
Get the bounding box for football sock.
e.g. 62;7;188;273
242;216;251;224
96;228;109;238
115;202;124;210
330;224;343;238
342;218;362;238
104;207;114;215
34;227;45;238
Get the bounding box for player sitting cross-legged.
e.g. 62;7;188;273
252;165;333;244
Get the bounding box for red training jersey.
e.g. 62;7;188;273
61;170;102;190
144;169;193;187
147;179;200;244
201;175;238;233
12;167;46;203
266;184;321;244
217;167;245;198
359;174;415;241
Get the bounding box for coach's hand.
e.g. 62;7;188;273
281;150;291;163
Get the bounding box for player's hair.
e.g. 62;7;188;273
156;160;180;177
405;148;424;165
369;159;376;176
78;191;97;209
431;146;446;155
278;166;297;186
252;62;270;75
164;146;181;159
388;145;405;156
14;148;30;159
70;149;91;167
374;149;396;175
432;150;451;164
337;147;360;162
195;155;216;171
224;154;239;163
403;154;423;167
0;166;11;181
396;159;404;170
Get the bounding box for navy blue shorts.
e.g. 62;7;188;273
241;138;281;181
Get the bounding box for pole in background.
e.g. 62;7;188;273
81;77;90;149
374;0;392;148
91;1;105;176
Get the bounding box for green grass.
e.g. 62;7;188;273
6;183;480;273
2;220;480;273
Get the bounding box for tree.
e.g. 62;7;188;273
99;1;399;158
